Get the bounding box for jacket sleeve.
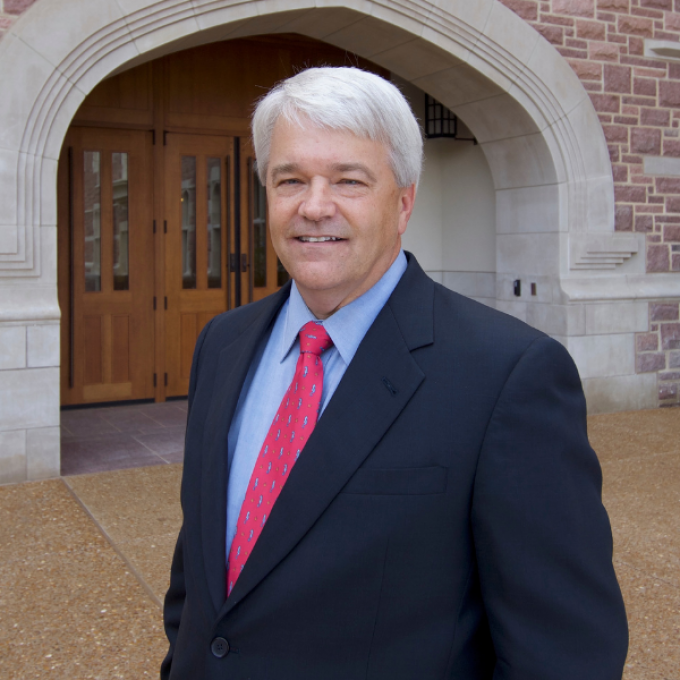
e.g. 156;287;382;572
472;336;628;680
161;318;215;680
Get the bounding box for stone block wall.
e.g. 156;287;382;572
635;300;680;404
499;0;680;274
0;322;61;484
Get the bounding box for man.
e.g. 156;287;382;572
162;67;628;679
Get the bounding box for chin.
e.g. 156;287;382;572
291;264;341;287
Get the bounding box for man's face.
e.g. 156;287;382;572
265;118;416;318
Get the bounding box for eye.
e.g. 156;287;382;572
339;178;363;186
274;177;302;189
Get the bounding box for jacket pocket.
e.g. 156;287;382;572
341;465;448;495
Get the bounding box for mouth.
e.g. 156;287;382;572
296;236;344;243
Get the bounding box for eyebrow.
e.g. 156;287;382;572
269;162;377;183
332;163;377;183
270;163;299;180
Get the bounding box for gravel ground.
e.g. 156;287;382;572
0;407;678;679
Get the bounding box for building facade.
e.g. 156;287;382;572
0;0;678;484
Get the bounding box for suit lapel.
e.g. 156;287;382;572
200;287;290;611
221;257;435;616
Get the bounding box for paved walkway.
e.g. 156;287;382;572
0;405;678;678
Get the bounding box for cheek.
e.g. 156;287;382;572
268;196;294;221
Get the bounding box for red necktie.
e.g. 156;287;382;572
226;320;333;596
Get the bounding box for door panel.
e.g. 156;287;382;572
59;128;154;406
164;134;240;397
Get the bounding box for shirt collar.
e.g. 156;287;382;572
279;250;408;365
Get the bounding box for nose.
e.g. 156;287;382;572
298;178;335;222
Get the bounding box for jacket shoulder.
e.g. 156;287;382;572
432;281;546;353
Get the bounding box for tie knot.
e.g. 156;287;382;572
299;321;333;357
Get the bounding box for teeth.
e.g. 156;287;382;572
299;236;340;242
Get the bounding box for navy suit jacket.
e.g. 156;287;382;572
162;254;628;679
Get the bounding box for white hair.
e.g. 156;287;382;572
252;67;423;188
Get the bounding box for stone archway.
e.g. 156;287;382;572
0;0;632;481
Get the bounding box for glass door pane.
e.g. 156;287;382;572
207;157;222;289
181;156;197;289
252;164;267;289
83;151;101;292
112;152;129;291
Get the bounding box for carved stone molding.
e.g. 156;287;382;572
570;234;642;271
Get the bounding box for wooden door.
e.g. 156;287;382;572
164;134;239;397
59;128;155;405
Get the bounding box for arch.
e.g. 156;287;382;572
0;0;616;291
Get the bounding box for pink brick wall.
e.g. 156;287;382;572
500;0;680;274
636;300;680;405
0;0;35;36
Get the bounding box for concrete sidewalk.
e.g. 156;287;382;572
1;408;679;678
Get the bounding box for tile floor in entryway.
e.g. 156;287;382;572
60;400;188;476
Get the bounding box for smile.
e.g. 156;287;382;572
297;237;344;242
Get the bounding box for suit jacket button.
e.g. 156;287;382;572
211;637;230;658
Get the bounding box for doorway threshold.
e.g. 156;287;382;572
60;400;188;476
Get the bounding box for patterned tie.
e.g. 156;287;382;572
226;320;333;596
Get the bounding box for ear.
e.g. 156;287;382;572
397;183;417;236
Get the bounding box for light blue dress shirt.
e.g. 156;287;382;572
225;250;408;558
